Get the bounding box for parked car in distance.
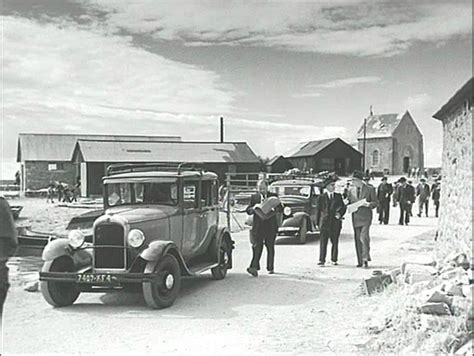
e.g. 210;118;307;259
269;177;324;244
39;164;234;309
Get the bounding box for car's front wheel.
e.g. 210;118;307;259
41;256;80;307
143;254;181;309
211;241;231;280
298;220;308;244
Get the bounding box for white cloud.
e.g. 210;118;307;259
404;93;433;113
311;76;382;89
87;1;472;57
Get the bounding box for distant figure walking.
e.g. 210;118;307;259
46;182;55;203
394;177;415;225
14;171;20;186
377;176;393;224
246;179;282;277
316;175;346;266
346;170;378;268
0;196;18;316
416;178;431;217
431;178;441;218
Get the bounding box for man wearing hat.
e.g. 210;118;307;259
377;176;393;224
394;177;415;225
416;177;431;217
346;170;378;268
316;175;346;266
431;178;441;218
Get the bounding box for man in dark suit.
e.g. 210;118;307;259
416;178;431;217
346;170;378;268
377;176;393;224
431;178;441;217
0;196;18;316
316;175;346;266
394;177;415;225
246;179;282;277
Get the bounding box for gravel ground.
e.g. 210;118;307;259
2;197;439;355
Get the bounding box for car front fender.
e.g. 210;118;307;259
42;239;92;268
139;240;191;276
281;212;308;228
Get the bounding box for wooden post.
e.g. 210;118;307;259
226;174;231;230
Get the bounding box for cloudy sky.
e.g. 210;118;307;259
1;0;472;178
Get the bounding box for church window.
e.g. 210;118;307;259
372;150;380;166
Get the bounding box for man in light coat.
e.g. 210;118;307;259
346;171;378;268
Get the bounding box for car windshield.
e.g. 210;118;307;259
270;185;312;198
106;182;178;207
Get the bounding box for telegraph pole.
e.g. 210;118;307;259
362;106;373;172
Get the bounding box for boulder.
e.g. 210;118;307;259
419;314;452;332
403;264;437;284
444;282;465;297
388;268;401;283
461;285;473;299
23;281;39;292
451;296;472;317
401;256;436;273
454;338;473;355
406;272;435;284
420;302;452;316
362;274;392;295
426;290;454;308
408;280;432;295
453;253;470;270
440;267;469;284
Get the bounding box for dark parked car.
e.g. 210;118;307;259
40;164;234;309
269;177;324;244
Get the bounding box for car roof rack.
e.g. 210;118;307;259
269;170;331;183
106;162;205;176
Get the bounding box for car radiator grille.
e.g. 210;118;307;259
94;224;125;269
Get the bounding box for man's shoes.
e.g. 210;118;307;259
398;222;403;225
417;213;421;217
331;261;338;266
247;267;258;277
383;222;388;225
317;261;325;266
363;261;369;268
268;270;274;274
356;264;363;267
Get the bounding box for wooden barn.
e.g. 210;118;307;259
287;138;362;176
72;140;261;196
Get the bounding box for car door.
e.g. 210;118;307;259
196;179;219;255
181;179;200;260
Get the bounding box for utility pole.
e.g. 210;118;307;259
362;106;372;172
220;116;224;143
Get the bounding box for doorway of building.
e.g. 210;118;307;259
403;157;410;173
335;158;345;176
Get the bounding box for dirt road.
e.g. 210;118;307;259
3;204;438;355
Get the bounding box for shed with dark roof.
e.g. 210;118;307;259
72;140;261;196
286;138;362;176
16;133;182;193
356;110;423;175
266;155;293;173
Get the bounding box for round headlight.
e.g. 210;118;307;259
127;229;145;248
283;206;292;216
68;230;85;249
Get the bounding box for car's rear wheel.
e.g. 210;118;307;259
298;220;308;244
211;241;230;280
41;256;80;307
143;254;181;309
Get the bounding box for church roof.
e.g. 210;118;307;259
356;112;406;139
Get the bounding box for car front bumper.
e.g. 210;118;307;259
40;271;156;286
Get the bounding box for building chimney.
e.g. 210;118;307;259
220;116;224;143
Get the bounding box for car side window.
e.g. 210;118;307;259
183;183;199;209
201;180;214;208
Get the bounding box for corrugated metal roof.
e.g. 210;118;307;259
17;133;182;162
74;140;260;163
356;113;405;139
289;138;339;158
433;78;473;120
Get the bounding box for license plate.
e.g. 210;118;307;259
76;274;113;284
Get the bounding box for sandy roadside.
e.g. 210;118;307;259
2;196;439;355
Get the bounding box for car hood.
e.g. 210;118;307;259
105;205;177;223
279;196;309;206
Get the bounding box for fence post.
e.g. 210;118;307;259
226;174;231;230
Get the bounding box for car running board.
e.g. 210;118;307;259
187;262;219;276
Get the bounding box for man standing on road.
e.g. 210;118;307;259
316;175;346;266
346;170;378;268
377;176;393;224
431;178;441;218
0;196;18;316
246;179;282;277
416;178;431;217
394;177;415;225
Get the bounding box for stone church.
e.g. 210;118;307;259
357;110;424;175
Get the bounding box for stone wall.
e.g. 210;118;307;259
24;161;77;190
358;137;393;173
393;115;424;174
438;104;472;258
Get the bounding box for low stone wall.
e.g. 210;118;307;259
438;106;473;259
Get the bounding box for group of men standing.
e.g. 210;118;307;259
244;170;442;275
377;176;442;226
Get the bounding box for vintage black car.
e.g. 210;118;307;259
269;177;324;244
39;164;234;309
